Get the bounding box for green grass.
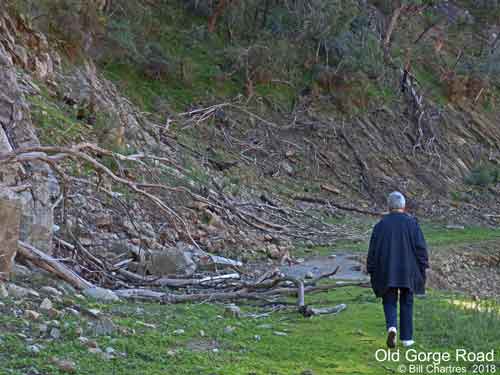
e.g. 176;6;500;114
29;94;93;146
420;223;500;249
254;83;298;112
0;287;498;374
295;217;500;257
103;58;240;113
101;5;240;113
413;66;448;106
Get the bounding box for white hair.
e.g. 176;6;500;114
388;191;406;210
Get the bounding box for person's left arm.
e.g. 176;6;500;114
367;224;379;274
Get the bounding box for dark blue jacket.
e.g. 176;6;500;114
367;212;429;297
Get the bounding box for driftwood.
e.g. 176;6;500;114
1;141;358;267
16;240;366;317
0;143;201;250
309;304;347;316
116;268;241;288
17;241;94;290
290;195;382;216
113;281;369;304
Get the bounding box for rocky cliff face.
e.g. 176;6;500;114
0;188;21;281
0;8;264;281
0;11;58;258
0;6;166;260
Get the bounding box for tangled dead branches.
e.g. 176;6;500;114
1;140;363;292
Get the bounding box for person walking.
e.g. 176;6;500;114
367;192;429;348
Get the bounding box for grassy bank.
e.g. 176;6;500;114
298;216;500;256
1;285;498;375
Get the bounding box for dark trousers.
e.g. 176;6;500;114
382;287;413;341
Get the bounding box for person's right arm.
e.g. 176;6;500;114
414;220;429;275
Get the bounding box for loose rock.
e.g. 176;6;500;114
83;287;119;302
224;304;241;319
7;284;39;298
273;331;288;336
50;328;61;340
27;344;42;354
50;358;76;373
24;310;41;321
0;283;8;298
88;347;103;355
40;286;63;297
40;298;53;311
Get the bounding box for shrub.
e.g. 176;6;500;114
141;42;173;81
12;0;104;59
103;17;142;64
465;165;500;187
329;26;385;78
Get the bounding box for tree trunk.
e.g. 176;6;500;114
383;5;403;60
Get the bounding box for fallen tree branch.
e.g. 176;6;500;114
116;268;241;288
17;239;368;314
0;143;202;250
113;281;370;304
290;195;382;216
17;241;94;290
307;303;347;316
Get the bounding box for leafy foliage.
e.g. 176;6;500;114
11;0;500;113
465;164;500;187
11;0;104;58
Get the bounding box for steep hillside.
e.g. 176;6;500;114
1;0;499;279
9;0;499;215
0;2;499;374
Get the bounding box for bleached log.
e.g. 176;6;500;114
17;241;94;290
310;303;347;315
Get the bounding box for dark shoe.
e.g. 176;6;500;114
386;327;397;348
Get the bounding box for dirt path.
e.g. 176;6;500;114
280;253;369;281
279;242;500;299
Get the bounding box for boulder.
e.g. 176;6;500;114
7;283;39;298
83;287;119;302
18;173;55;254
40;298;53;311
0;283;8;298
224;304;242;319
0;188;21;281
0;37;57;255
145;242;196;276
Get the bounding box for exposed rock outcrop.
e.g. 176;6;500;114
0;187;21;281
0;11;58;254
0;11;57;81
57;61;160;150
